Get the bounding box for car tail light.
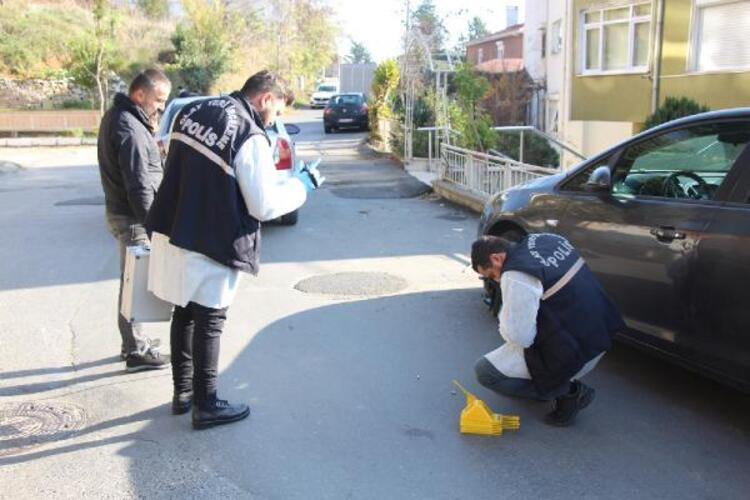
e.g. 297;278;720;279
360;103;368;114
276;137;292;170
324;107;333;115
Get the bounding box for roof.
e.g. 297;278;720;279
466;24;524;48
475;58;525;74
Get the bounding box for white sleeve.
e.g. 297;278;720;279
235;135;307;221
497;271;544;348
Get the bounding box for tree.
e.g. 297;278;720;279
169;0;244;93
466;16;488;41
644;96;710;129
137;0;169;19
411;0;446;52
347;40;373;64
68;0;123;115
451;63;496;151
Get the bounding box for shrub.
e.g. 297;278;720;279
644;96;710;130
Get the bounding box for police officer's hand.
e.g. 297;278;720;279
294;160;325;192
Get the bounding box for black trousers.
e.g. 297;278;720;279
170;302;228;405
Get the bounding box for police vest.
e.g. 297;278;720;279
503;233;626;394
146;91;267;273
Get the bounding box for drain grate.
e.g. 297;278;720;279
295;271;408;297
0;401;87;457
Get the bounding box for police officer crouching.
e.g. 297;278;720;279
470;234;625;426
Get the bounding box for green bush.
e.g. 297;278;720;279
58;99;95;110
644;96;710;130
494;132;560;168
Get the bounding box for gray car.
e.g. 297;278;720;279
478;108;750;392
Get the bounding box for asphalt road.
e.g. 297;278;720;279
0;108;749;499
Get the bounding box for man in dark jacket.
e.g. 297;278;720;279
97;68;171;372
470;234;625;426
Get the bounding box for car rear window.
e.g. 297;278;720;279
330;95;363;106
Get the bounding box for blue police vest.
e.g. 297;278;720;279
146;92;268;274
503;233;625;394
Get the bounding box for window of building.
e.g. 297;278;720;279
541;29;547;58
691;0;750;72
546;97;559;135
581;2;651;74
496;40;505;59
551;20;563;54
478;47;484;64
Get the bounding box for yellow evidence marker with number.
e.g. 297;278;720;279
453;380;520;436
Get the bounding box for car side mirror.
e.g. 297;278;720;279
285;123;301;135
584;166;612;192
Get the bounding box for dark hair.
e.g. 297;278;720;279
129;68;170;95
241;70;294;103
471;236;516;271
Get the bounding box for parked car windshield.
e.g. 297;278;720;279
318;85;337;92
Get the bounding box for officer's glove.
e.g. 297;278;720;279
293;158;325;192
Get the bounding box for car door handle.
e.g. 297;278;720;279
650;226;686;241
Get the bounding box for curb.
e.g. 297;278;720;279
431;180;488;214
0;137;97;147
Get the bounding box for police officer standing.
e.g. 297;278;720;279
470;234;625;426
97;68;171;371
146;70;323;429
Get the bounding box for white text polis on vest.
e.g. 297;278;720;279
177;99;239;151
527;234;575;269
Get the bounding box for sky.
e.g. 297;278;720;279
329;0;525;62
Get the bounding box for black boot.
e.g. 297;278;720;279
545;381;595;427
192;398;250;430
172;391;193;415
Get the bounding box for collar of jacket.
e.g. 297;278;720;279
229;91;271;146
113;92;153;133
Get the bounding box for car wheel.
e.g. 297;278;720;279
279;209;299;226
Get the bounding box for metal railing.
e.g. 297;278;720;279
415;125;460;172
492;126;587;164
439;143;559;197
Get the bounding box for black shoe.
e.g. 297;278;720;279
121;339;162;361
544;381;595;427
172;391;193;415
125;349;170;373
192;398;250;430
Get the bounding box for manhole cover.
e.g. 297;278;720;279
0;401;87;457
55;196;105;206
295;272;408;297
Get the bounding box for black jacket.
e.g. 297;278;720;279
145;92;267;274
97;93;163;222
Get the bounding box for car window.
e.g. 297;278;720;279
612;122;750;201
330;95;362;106
560;156;611;192
318;85;336;92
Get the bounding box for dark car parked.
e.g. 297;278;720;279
478;108;750;392
323;93;369;133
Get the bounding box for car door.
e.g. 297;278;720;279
686;141;750;384
557;120;750;350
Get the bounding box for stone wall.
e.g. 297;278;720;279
0;78;91;110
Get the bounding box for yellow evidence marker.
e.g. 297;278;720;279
453;380;520;436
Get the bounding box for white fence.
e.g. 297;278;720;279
439;143;558;197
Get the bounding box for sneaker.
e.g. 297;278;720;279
192;398;250;430
121;339;162;361
172;391;193;415
125;349;170;373
544;380;595;427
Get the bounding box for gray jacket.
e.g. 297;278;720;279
97;93;163;223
